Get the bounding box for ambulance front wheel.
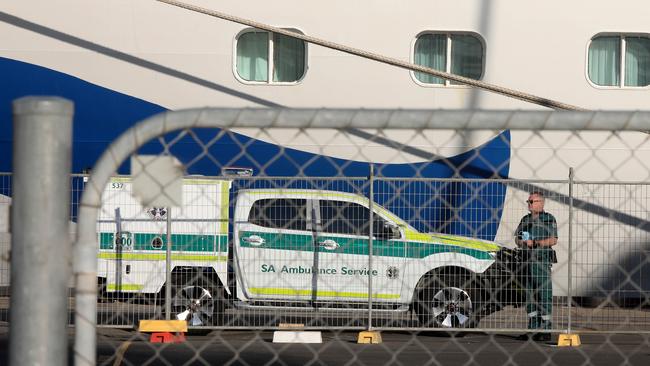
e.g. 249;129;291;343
415;273;482;329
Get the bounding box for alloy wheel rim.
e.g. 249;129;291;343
172;285;214;326
430;286;473;328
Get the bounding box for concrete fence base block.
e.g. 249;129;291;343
272;331;322;344
557;333;581;347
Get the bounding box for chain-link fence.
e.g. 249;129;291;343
87;176;643;331
3;174;647;333
5;108;650;365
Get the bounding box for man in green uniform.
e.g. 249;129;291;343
515;191;558;342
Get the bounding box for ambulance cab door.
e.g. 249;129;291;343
235;197;314;302
315;199;404;306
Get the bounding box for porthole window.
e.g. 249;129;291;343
235;29;306;84
588;34;650;87
413;32;484;86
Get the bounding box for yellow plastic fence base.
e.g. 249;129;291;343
138;320;188;333
557;333;581;347
357;331;382;344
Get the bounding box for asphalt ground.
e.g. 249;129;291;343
1;324;650;366
1;297;650;365
95;330;650;366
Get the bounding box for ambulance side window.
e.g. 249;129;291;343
318;200;370;236
248;198;307;230
319;200;395;238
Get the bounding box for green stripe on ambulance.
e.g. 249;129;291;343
99;233;228;252
239;231;493;260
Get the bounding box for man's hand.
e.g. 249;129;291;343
525;240;535;248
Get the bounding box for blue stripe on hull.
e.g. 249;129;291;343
0;57;510;240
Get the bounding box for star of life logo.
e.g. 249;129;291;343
386;266;399;280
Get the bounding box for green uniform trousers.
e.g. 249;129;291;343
524;250;553;330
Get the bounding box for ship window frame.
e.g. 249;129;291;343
233;27;308;85
410;31;486;88
586;33;650;89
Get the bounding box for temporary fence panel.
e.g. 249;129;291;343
0;173;10;297
76;161;649;333
571;182;650;332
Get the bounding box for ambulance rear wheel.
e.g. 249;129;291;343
170;275;224;326
97;277;108;302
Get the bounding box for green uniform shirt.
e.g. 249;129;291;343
516;211;558;242
515;211;558;263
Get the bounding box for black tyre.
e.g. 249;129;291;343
415;273;482;329
171;274;223;326
97;277;108;302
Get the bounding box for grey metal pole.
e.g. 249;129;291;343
114;208;122;299
367;165;374;330
10;97;73;366
567;167;574;334
165;208;172;320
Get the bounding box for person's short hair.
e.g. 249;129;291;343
530;191;545;198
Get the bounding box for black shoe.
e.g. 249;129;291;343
516;333;532;341
532;333;551;342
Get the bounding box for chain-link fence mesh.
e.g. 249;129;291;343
4;109;650;365
67;176;650;332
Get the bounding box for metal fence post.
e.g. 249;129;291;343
9;97;73;366
567;167;574;334
165;208;172;320
367;165;374;330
